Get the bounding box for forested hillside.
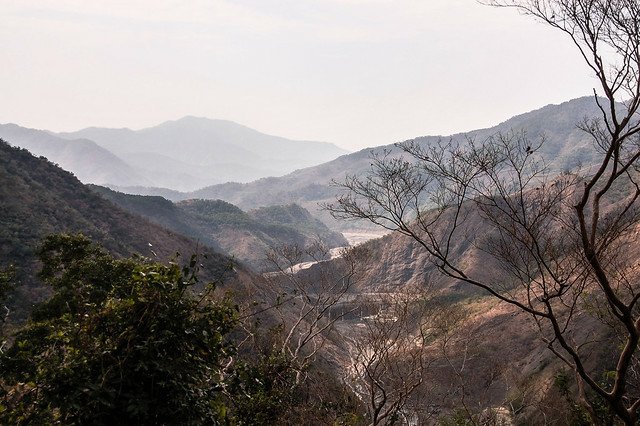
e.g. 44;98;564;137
90;186;347;270
0;140;243;320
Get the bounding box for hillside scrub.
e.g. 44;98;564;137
89;184;347;271
0;234;238;424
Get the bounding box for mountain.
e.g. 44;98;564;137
2;96;630;422
0;123;152;187
113;96;609;231
0;139;255;322
298;165;635;421
89;186;347;271
0;138;361;422
58;117;349;191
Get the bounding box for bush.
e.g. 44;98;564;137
0;234;237;425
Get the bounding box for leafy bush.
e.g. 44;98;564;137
0;234;237;425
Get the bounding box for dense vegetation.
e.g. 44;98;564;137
90;185;347;270
0;234;236;424
0;234;363;425
0;140;237;321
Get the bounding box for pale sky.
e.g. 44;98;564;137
1;0;596;150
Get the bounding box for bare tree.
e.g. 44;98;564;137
347;289;506;426
256;241;363;385
347;289;435;426
328;1;640;423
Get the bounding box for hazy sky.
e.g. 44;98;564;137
1;0;596;150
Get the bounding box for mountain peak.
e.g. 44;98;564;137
43;117;348;191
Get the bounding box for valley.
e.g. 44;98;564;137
2;1;640;422
2;93;635;424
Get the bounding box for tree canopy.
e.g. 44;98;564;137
0;234;237;425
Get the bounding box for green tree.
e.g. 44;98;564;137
0;234;237;425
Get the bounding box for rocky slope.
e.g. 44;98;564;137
310;167;639;422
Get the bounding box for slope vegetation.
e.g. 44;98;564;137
90;186;347;271
0;140;251;321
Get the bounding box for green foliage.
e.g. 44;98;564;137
180;199;253;229
226;353;297;425
554;369;571;397
0;234;237;425
552;369;609;425
438;409;476;426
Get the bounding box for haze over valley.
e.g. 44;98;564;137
0;118;348;191
2;1;640;424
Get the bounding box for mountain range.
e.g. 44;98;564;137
0;118;348;192
110;96;610;231
90;185;347;271
2;97;607;234
0;123;152;187
0;95;635;423
58;117;348;190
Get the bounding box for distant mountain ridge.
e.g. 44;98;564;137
112;96;610;230
0;117;348;192
57;116;349;191
0;124;152;187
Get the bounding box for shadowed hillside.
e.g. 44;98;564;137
89;186;347;271
0;139;253;322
